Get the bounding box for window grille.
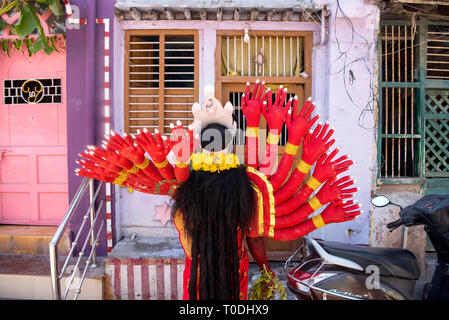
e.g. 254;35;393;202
3;78;62;105
221;35;303;77
378;21;449;181
378;23;420;178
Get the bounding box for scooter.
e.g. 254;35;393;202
284;194;449;300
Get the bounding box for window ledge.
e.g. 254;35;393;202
377;178;425;185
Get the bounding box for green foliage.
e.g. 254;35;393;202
248;265;288;300
14;3;38;38
48;0;64;16
2;38;10;57
0;0;66;57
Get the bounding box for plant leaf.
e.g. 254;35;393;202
12;39;24;53
0;19;7;32
2;39;10;57
28;37;44;54
25;37;32;57
25;3;54;55
14;3;38;38
49;36;59;53
48;0;64;16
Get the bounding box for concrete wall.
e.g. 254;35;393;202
112;0;383;246
370;184;426;273
67;0;115;256
306;0;380;245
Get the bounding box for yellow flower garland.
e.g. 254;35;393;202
190;152;240;172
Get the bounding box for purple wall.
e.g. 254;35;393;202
66;0;115;256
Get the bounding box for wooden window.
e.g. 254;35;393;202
215;30;313;153
124;30;199;134
216;30;313;261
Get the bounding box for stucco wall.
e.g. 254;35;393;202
308;0;379;245
112;0;380;245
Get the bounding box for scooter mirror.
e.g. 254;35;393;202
371;195;390;207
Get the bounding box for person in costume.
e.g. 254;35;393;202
75;81;362;300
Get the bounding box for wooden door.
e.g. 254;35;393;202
222;83;307;260
0;47;68;225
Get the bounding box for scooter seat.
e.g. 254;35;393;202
316;240;421;280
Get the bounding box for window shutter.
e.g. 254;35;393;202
125;31;198;135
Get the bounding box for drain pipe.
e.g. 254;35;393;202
85;0;96;147
320;7;326;46
86;0;97;260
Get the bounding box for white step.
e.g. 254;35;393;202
0;253;104;300
0;274;103;300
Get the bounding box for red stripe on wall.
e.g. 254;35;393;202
141;262;150;300
156;260;164;300
114;262;121;300
127;263;135;300
170;260;178;300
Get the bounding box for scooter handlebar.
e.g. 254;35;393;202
387;218;404;231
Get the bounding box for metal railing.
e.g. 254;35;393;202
49;177;105;300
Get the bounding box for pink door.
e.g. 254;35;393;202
0;46;68;225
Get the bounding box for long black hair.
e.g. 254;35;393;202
171;165;256;300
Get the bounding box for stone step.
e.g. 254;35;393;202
0;225;71;255
0;253;104;300
104;236;296;300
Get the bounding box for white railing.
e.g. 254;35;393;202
49;178;105;300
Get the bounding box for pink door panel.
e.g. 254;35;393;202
0;47;68;225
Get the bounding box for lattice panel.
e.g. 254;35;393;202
424;119;449;175
424;93;449;114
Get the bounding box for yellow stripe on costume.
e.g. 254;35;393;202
173;211;192;259
175;161;189;168
285;142;299;155
128;164;139;173
306;176;321;190
113;173;128;185
136;157;150;169
312;214;326;229
308;197;323;211
297;160;312;174
154;159;168;168
267;133;280;145
246;127;259;138
246;166;276;239
113;169;133;185
252;185;265;237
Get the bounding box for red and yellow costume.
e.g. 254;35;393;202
75;81;362;300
